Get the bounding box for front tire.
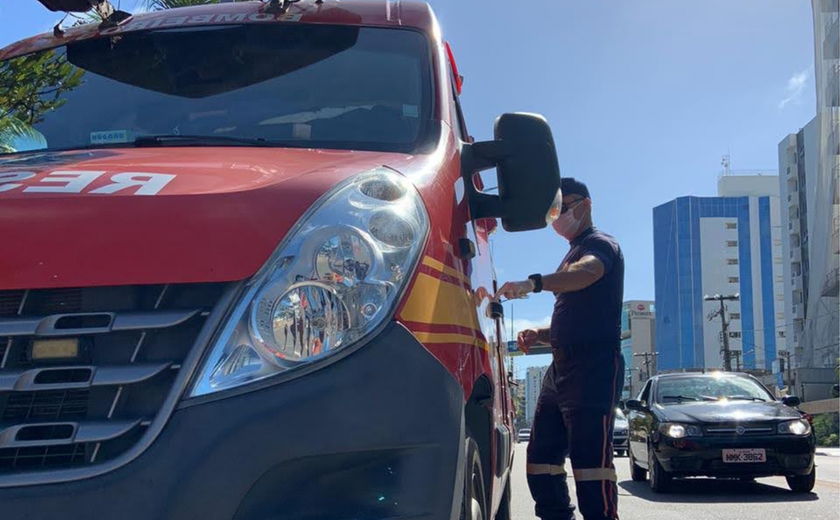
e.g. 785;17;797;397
629;448;647;482
461;437;488;520
786;467;816;493
648;447;672;493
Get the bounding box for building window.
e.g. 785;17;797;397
777;312;785;320
729;331;741;339
779;331;786;338
726;222;737;230
727;259;739;265
730;313;741;320
774;239;783;247
774;257;783;264
728;276;739;283
776;294;784;301
775;275;784;283
726;240;738;247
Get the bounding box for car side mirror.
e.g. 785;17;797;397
460;113;562;232
625;399;646;411
781;396;801;407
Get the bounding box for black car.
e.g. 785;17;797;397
625;372;815;493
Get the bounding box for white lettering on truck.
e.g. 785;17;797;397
0;171;176;196
90;172;176;195
0;172;36;193
99;12;300;34
23;171;104;193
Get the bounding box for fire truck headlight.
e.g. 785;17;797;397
190;168;429;397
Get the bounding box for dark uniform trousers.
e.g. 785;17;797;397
526;344;625;520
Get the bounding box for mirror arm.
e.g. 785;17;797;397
460;139;513;220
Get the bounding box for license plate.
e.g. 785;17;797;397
722;448;766;463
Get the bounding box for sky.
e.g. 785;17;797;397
0;1;819;376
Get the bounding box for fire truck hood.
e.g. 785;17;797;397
0;147;412;290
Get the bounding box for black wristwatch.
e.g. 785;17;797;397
528;274;543;293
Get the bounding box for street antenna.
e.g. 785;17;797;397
721;154;731;176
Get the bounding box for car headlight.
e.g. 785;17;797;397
778;419;811;436
659;423;703;439
190;168;429;396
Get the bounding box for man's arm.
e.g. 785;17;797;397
541;255;605;293
494;255;606;301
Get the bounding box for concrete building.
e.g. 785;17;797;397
653;173;785;374
771;0;839;400
620;300;656;400
525;365;549;426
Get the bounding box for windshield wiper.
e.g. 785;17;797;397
661;395;701;402
133;135;277;148
723;396;767;402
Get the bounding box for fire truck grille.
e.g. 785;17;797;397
0;283;226;474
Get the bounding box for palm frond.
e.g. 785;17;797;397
0;117;44;154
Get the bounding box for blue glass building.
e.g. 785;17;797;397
653;178;784;373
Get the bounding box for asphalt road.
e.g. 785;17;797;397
509;444;840;520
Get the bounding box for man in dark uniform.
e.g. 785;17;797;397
496;177;624;520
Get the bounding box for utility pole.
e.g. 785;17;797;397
779;350;794;392
731;350;742;371
626;366;641;398
704;293;740;371
634;352;659;380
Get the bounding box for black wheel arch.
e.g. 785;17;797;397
464;375;494;507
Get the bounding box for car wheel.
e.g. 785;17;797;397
629;448;647;482
617;450;627;458
494;476;512;520
460;436;488;520
648;446;672;493
786;467;816;493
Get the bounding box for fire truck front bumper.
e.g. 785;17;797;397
0;323;465;520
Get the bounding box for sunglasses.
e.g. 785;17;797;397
560;197;585;214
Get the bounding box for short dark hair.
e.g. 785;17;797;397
560;177;590;199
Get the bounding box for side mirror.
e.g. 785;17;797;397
461;113;561;232
625;399;646;411
781;396;801;407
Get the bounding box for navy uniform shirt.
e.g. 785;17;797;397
544;227;625;410
549;227;624;348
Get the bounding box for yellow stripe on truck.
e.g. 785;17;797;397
413;332;490;352
400;272;480;330
421;256;471;286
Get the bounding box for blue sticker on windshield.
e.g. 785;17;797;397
90;130;135;145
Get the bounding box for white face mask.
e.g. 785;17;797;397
552;202;585;240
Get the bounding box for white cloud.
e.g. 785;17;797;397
778;68;811;110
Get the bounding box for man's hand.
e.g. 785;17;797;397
495;280;535;301
517;329;539;354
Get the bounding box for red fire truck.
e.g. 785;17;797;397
0;2;561;519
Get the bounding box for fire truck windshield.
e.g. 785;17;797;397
0;24;434;156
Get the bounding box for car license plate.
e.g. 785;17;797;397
722;448;766;463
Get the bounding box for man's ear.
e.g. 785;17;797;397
577;198;592;217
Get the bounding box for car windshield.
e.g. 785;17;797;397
0;24;433;156
655;375;773;404
615;409;627;421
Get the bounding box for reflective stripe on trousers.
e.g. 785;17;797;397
525;349;623;520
